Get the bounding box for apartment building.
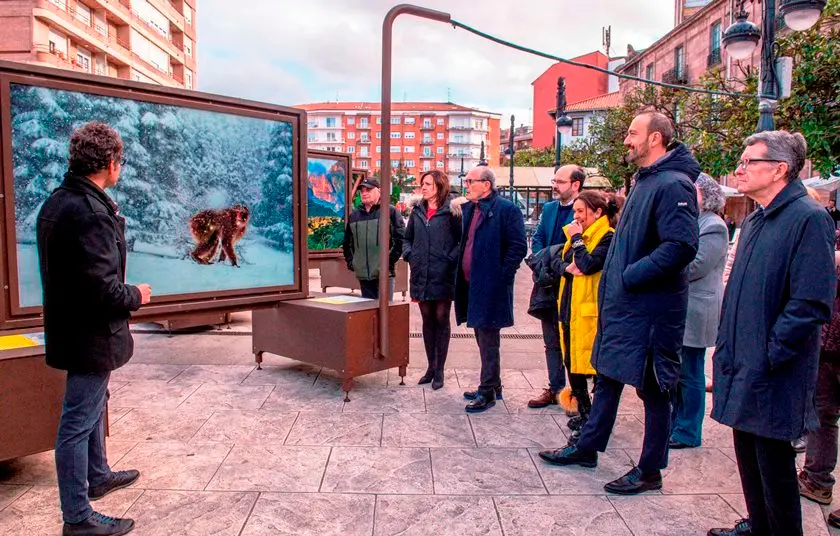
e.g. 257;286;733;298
298;102;502;185
0;0;197;89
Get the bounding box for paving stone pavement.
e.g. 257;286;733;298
1;268;837;535
1;361;837;535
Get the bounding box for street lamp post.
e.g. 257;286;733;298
722;0;827;132
508;114;515;198
458;156;465;194
479;141;488;166
548;76;573;172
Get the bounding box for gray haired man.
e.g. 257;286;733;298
709;131;836;536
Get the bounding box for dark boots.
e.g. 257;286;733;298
418;355;445;390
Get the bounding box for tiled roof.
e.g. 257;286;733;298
296;101;500;115
567;92;622;112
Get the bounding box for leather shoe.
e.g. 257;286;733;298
527;388;557;408
418;369;434;385
464;387;503;400
63;512;135;536
828;509;840;529
465;393;495;413
669;439;695;450
567;415;583;431
89;470;140;501
604;467;662;495
537;445;597;468
707;518;752;535
431;370;444;390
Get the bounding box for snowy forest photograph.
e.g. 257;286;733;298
306;155;347;252
8;82;298;308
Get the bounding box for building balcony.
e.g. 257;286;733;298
148;0;186;32
420;139;434;145
707;48;722;67
356;124;371;130
309;139;344;144
662;67;689;85
448;140;480;146
420;154;435;159
358;139;371;144
129;52;183;86
308;125;344;130
447;125;471;131
33;44;93;73
419;125;435;131
34;0;132;64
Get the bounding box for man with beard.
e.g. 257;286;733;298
538;111;700;495
526;165;586;409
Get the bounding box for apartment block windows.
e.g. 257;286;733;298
404;116;415;124
405;160;416;167
390;117;401;124
391;159;401;167
436;161;444;168
390;146;401;153
347;132;355;139
184;36;193;58
134;0;170;38
423;119;432;129
436;119;444;125
359;147;369;157
404;146;415;153
646;63;654;81
359;160;369;169
436;133;444;140
347;147;355;153
76;48;91;72
184;4;193;26
325;117;337;128
390;132;401;139
436;147;444;154
75;2;91;25
185;69;193;89
360;134;370;142
131;29;169;73
423;147;433;157
326;132;338;141
346;117;355;125
404;132;415;139
48;29;68;56
572;118;584;137
359;118;369;128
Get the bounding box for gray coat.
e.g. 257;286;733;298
683;211;728;348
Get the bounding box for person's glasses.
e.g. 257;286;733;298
737;158;781;170
552;179;571;185
118;157;126;166
463;179;488;185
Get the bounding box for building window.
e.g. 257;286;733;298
436;147;444;154
48;29;68;56
423;161;431;171
572;118;584;137
376;160;381;167
646;63;654;81
375;132;381;139
347;132;355;139
360;135;370;142
436;118;444;125
185;69;193;89
423;147;432;157
709;21;722;66
308;134;316;142
347;146;355;153
391;159;401;167
359;147;369;157
405;160;415;167
184;4;193;26
390;132;401;139
360;160;369;169
75;49;91;72
390;117;401;124
359;118;369;128
404;146;414;153
422;119;432;128
390;146;401;153
325;117;336;128
675;45;685;80
436;133;444;139
453;134;465;143
376;146;381;153
75;2;91;25
404;116;415;124
347;117;355;125
326;132;337;141
376;117;382;124
134;0;169;38
49;0;67;10
404;132;415;139
184;36;193;57
436;161;444;168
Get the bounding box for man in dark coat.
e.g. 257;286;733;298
708;131;835;536
37;122;151;536
540;112;700;496
526;165;585;409
455;166;527;413
342;177;405;300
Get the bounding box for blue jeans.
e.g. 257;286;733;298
671;345;707;446
55;371;112;523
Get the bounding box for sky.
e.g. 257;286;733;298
196;0;677;127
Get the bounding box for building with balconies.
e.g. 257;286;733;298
297;101;501;185
0;0;197;89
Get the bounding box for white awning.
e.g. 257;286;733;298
803;175;840;192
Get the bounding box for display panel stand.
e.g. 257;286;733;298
252;294;409;401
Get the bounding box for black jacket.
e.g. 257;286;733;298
403;197;462;301
593;142;700;390
342;203;405;280
712;179;836;441
37;173;142;373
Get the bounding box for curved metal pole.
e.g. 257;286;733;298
380;4;451;359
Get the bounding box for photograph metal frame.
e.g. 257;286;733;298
306;149;351;261
0;60;308;332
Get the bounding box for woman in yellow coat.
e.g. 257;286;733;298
554;190;617;437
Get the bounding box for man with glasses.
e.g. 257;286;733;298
455;166;527;412
526;165;586;409
37;121;151;536
708;131;835;536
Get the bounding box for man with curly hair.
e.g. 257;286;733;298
37;121;151;536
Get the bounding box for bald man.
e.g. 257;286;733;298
455;166;527;413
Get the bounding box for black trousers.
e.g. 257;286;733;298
576;359;671;473
561;321;591;415
541;310;565;392
733;429;802;536
475;327;501;395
